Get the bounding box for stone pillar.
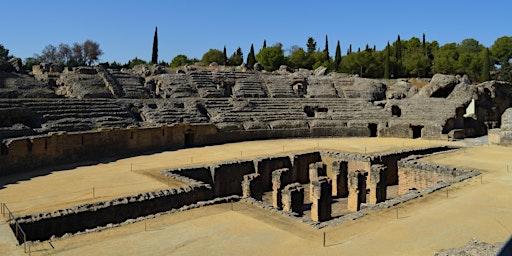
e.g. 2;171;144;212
272;168;291;209
282;183;304;216
242;173;262;200
347;170;368;212
310;176;332;222
331;160;348;197
309;162;326;200
368;165;388;204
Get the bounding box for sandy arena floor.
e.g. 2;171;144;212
2;138;511;255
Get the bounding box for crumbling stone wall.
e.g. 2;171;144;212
255;156;292;191
212;160;255;197
398;158;468;195
16;182;213;242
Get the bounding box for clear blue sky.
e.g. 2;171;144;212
2;0;510;64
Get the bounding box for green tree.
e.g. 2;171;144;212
201;48;225;65
324;35;329;60
457;38;484;81
491;36;512;82
394;35;403;77
402;37;431;77
491;36;512;65
152;27;158;64
0;44;9;60
384;42;390;79
247;44;256;68
256;45;285;71
170;54;192;67
334;40;342;71
229;47;243;66
288;47;309;69
482;47;491;82
23;56;40;70
432;42;459;74
262;40;267;49
223;46;228;65
307;37;317;54
127;57;147;69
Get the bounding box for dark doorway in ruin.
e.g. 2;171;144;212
304;106;328;117
391;105;401;117
368;123;378;137
1;143;8;155
184;131;194;147
411;125;424;139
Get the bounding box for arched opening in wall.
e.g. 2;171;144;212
130;132;134;139
431;84;456;98
184;130;194;147
391;105;401;117
1;144;8;155
368;123;378;137
44;140;48;150
304;106;328;117
442;118;455;134
410;125;424;139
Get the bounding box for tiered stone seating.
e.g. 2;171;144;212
203;98;389;130
19;99;136;132
155;74;198;98
189;71;223;98
262;75;296;98
233;74;267;98
388;97;460;123
108;69;150;99
332;77;356;98
139;100;209;125
306;76;338;98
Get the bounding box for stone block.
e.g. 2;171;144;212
310;176;332;222
347;170;368;212
272;168;291;209
282;183;304;215
242;173;262;200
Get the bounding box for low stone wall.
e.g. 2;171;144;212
14;182;213;242
0;124;369;177
397;154;477;195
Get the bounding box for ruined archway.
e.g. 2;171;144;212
391;105;401;117
368;123;378;137
410;125;423;139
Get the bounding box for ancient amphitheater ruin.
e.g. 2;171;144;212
1;60;511;255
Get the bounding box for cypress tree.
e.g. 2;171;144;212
384;42;390;79
247;44;256;67
151;27;158;64
482;47;491;82
334;40;342;71
394;35;402;77
348;44;352;55
223;45;228;65
422;33;426;54
324;35;329;60
307;37;316;54
263;40;267;49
